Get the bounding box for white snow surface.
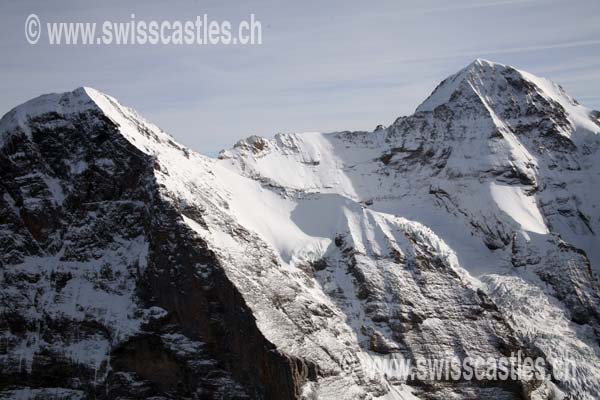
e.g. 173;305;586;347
2;60;600;399
490;183;548;235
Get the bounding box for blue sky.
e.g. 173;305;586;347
1;0;599;156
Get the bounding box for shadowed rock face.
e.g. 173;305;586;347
2;60;600;400
0;106;315;399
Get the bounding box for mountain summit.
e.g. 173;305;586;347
1;61;600;400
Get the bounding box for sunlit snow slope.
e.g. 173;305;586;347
1;59;599;400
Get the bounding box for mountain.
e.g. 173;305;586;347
1;59;599;400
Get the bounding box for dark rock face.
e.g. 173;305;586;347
0;104;313;399
317;227;537;399
2;60;600;399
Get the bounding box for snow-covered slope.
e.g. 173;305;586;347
1;59;600;399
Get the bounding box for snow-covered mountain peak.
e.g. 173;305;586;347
0;86;183;157
220;60;599;195
416;59;508;112
81;86;189;156
218;59;600;272
0;87;96;144
415;59;600;138
2;62;600;399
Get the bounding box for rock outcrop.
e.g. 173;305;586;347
1;60;600;399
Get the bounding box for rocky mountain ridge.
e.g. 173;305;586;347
1;59;599;399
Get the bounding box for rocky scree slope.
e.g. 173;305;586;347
1;59;600;399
